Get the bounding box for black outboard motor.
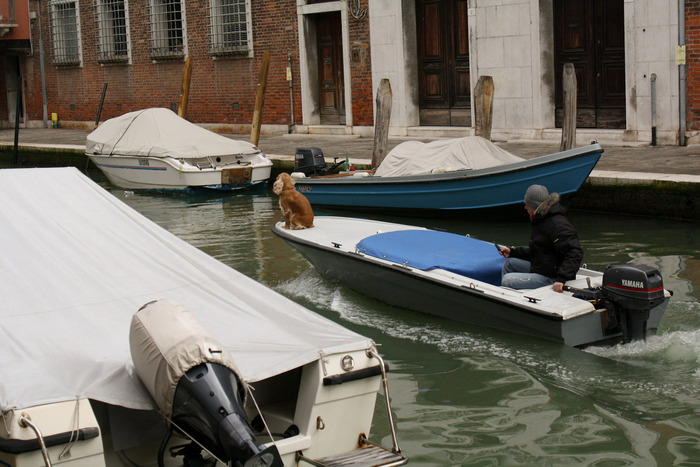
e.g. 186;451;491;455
294;147;345;176
171;362;282;467
129;299;283;467
600;264;666;343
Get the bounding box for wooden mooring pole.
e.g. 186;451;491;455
371;79;392;169
94;83;108;129
560;63;577;151
178;57;193;119
474;76;494;140
251;51;271;147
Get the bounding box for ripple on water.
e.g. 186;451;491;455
280;272;700;419
110;187;700;467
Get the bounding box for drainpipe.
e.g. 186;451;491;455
651;74;657;146
287;52;295;133
679;0;687;146
36;0;48;128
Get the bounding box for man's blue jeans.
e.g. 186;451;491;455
501;257;554;289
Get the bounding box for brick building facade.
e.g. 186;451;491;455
686;0;700;133
1;0;374;132
0;1;697;146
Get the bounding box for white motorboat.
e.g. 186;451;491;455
273;216;672;348
86;108;272;191
0;168;406;467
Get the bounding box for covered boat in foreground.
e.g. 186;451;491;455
273;216;671;348
0;168;406;467
290;137;603;212
86;108;272;191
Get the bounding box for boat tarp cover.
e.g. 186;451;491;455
0;167;373;412
357;230;505;286
86;107;261;158
374;136;525;177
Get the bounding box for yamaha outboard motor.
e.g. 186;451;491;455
294;147;345;176
129;299;283;467
600;264;666;342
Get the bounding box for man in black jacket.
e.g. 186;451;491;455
497;184;583;292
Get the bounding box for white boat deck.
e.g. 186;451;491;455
278;216;601;321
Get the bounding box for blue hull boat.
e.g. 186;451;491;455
293;143;603;212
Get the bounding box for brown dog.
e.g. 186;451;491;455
272;173;314;229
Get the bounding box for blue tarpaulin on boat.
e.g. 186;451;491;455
357;230;505;286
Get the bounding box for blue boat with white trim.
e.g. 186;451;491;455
291;137;602;213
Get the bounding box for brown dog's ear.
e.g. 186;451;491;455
279;172;295;187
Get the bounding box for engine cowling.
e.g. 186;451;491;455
129;298;282;466
601;264;666;342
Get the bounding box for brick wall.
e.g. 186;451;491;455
11;0;375;131
687;0;700;131
20;0;305;129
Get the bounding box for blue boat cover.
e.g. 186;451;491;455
357;230;505;286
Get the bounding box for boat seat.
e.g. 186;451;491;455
357;230;505;286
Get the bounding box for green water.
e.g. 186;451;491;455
100;179;700;466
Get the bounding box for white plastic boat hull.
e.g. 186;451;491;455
273;216;670;348
0;168;405;467
0;349;390;467
88;153;272;191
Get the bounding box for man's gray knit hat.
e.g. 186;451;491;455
524;184;549;209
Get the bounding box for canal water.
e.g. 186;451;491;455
97;175;700;466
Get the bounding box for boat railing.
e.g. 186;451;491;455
294;347;408;467
367;348;401;454
188;157;214;169
18;414;51;467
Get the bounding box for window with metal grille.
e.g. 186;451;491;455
209;0;252;57
0;0;17;28
49;0;81;66
148;0;186;60
95;0;129;63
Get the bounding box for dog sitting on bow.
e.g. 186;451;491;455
272;173;314;230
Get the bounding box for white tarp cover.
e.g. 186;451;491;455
86;108;261;159
129;299;247;419
0;167;373;412
374;136;525;177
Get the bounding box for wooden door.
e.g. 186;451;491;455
554;0;625;128
317;12;345;125
416;0;471;126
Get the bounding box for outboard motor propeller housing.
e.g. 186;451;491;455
172;362;282;466
129;299;283;467
601;264;666;342
294;147;345;176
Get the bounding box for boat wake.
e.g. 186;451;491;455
276;270;457;342
278;272;700;420
586;327;700;366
